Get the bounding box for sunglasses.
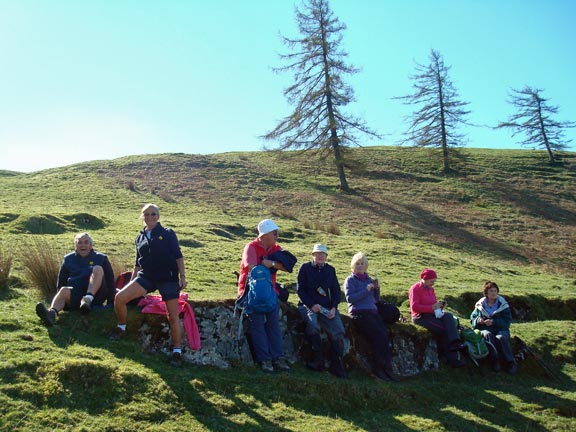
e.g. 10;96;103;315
144;212;157;216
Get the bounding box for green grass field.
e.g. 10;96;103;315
1;146;575;431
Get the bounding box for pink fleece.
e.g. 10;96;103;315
409;281;438;317
138;292;201;350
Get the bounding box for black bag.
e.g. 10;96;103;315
115;271;143;306
376;300;401;325
276;282;289;303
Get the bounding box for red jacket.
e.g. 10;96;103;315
237;238;282;297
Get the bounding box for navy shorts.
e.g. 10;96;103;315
63;274;109;310
134;275;180;301
62;275;90;310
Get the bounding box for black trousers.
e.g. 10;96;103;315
352;311;392;371
413;312;460;364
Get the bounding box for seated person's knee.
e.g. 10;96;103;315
91;265;104;275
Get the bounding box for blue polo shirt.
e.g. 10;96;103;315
135;222;183;282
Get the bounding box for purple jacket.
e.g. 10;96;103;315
344;273;379;317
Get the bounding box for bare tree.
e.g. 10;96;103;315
395;49;470;173
496;86;575;163
262;0;380;192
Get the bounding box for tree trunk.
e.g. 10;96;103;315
437;73;450;174
320;17;350;193
332;138;350;192
537;106;555;163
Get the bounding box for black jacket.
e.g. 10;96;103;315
296;261;341;309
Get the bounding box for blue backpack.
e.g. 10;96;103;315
245;265;278;314
233;265;278;339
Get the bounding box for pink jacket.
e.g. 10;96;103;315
138;293;201;350
409;281;438;317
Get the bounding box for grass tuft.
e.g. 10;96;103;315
18;238;63;300
0;247;12;291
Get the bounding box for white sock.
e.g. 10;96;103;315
173;347;182;354
117;324;127;331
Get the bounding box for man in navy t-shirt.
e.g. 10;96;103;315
35;232;114;326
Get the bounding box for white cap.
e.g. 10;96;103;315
257;219;279;237
312;243;328;254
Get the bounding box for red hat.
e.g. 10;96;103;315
420;268;437;280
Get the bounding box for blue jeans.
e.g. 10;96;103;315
481;329;515;363
247;303;283;363
298;304;345;355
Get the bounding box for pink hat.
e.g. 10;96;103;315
420;268;437;280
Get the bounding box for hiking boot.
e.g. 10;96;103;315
506;362;518;375
260;360;274;373
170;352;183;368
36;302;56;327
80;295;93;315
272;357;291;373
109;326;126;341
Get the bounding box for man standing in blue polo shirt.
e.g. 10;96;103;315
36;232;115;326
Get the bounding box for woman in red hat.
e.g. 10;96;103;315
409;268;465;368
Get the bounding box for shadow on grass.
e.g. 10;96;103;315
332;191;530;264
0;285;25;302
30;308;574;431
490;182;576;225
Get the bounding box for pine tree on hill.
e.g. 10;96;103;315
262;0;380;192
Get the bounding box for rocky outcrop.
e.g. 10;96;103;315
138;300;442;377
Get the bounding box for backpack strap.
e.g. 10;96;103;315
233;279;249;344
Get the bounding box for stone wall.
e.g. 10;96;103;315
138;300;442;377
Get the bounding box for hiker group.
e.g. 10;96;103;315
35;208;518;377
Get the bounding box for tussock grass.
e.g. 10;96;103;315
18;238;63;300
0;248;12;291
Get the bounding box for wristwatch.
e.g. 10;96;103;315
271;261;276;268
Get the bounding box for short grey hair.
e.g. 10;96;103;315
74;232;93;246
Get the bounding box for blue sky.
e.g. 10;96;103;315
0;0;574;172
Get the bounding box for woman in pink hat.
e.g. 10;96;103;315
409;268;465;368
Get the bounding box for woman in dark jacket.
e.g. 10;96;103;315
471;281;518;374
110;203;187;367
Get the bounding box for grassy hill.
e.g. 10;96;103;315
1;146;575;431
